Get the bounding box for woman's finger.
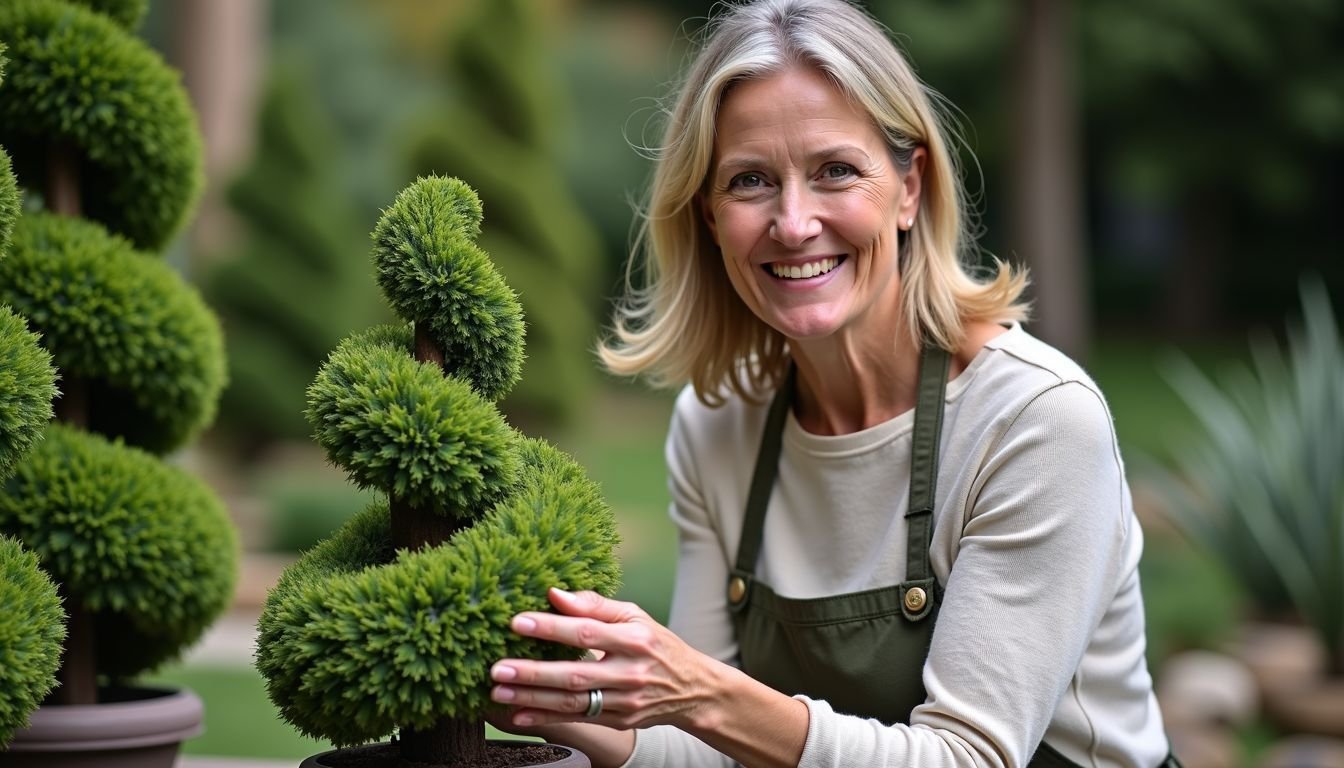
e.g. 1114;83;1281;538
510;609;657;655
490;659;614;692
547;588;647;623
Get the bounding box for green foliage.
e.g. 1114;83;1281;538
371;176;524;401
1149;278;1344;670
62;0;146;30
257;438;620;746
0;147;16;256
306;323;520;518
204;62;388;447
0;535;64;746
0;212;226;454
407;0;604;425
0;424;238;679
0;306;56;480
0;0;203;251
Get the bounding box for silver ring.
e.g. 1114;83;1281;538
584;688;603;718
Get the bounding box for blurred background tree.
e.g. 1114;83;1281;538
402;0;605;428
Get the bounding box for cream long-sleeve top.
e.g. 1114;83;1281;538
619;325;1169;768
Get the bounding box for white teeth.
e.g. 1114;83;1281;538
771;257;838;279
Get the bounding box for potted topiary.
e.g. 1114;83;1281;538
0;1;236;766
0;69;64;753
255;175;621;768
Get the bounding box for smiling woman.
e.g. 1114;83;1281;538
482;1;1181;767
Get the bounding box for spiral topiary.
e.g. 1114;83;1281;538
0;0;202;251
257;176;621;761
0;536;65;746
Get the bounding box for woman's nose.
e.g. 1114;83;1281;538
769;186;822;248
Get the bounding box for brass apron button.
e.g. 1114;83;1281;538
903;586;926;612
728;576;747;604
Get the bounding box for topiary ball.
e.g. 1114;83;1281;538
0;306;57;481
371;176;524;401
0;535;64;747
0;212;226;454
305;324;519;519
0;424;237;679
0;0;203;251
255;437;620;746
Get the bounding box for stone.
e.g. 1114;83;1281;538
1159;650;1259;728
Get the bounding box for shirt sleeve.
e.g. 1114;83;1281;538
620;389;739;768
796;382;1132;768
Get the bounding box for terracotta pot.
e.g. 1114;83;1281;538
300;740;590;768
1;686;203;768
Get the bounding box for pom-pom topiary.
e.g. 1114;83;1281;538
371;177;525;402
0;5;235;755
258;176;621;765
0;535;65;746
0;424;237;678
0;212;225;454
0;0;203;251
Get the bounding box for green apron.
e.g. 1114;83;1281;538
726;348;1178;768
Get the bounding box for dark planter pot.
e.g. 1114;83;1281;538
1;686;203;768
300;739;590;768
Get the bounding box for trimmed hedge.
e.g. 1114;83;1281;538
0;535;64;746
0;212;226;454
0;0;202;251
0;424;237;679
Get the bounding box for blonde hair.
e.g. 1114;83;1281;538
599;0;1028;404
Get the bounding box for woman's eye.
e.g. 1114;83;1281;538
730;172;765;189
821;164;855;181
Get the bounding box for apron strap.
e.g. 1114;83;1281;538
730;364;795;608
899;345;950;621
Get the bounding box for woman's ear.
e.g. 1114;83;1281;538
900;147;927;225
698;193;720;246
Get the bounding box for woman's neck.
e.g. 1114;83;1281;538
787;320;1008;436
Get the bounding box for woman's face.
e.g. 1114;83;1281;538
703;65;923;344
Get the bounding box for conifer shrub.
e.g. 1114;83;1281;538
256;176;621;761
0;0;235;709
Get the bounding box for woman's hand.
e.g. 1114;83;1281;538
491;588;721;732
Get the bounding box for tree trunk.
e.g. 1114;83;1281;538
47;142;99;706
1010;0;1090;361
387;322;487;763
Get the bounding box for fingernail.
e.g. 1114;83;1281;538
491;664;516;682
493;686;516;702
552;587;574;598
513;616;537;632
515;714;535;726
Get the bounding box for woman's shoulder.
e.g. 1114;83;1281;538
973;324;1105;398
671;381;776;447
